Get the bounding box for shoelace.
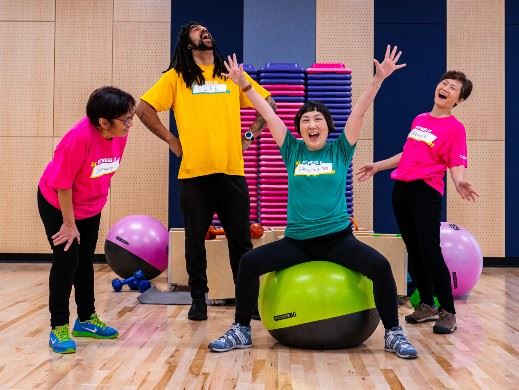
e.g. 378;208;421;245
217;324;248;345
54;325;71;341
87;314;107;328
387;329;412;350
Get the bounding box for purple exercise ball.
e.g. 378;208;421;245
105;215;169;280
440;222;483;298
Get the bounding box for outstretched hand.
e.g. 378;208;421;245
356;163;379;182
374;45;406;80
456;181;479;202
223;53;247;86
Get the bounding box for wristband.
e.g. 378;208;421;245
241;84;252;92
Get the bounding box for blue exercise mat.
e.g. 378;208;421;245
307;92;352;98
273;96;305;102
311;97;352;104
321;103;353;109
261;63;304;71
243;64;257;73
259;73;305;79
329;109;351;115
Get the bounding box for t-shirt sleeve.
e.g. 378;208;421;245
46;133;88;190
140;70;177;112
240;72;271;108
336;132;356;163
447;123;468;168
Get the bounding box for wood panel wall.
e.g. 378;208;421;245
0;0;170;254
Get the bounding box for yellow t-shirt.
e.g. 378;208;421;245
141;64;270;179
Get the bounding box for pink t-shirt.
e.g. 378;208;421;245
391;113;467;195
39;117;127;219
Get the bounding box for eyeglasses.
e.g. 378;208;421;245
114;109;136;127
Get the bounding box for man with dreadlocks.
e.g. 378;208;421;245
136;21;274;321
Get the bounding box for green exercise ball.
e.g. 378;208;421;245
409;289;439;309
258;261;380;349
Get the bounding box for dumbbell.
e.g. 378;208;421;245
205;225;226;240
131;279;151;293
112;269;146;292
250;223;264;239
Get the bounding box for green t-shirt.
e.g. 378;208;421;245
279;131;356;240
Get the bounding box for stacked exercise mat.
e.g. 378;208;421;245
212;62;354;229
306;63;354;218
257;63;305;227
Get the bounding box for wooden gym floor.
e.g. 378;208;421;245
0;264;517;389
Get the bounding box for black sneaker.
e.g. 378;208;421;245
188;298;208;321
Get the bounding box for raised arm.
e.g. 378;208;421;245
242;96;277;151
345;45;406;146
224;54;287;148
356;152;402;182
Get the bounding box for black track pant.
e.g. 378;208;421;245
179;174;252;299
38;188;100;328
392;180;455;314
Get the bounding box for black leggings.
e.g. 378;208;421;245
392;180;455;314
37;188;101;328
235;227;399;329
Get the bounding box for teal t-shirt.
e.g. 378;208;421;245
279;131;356;239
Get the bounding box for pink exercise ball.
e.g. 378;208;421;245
440;222;483;297
105;215;169;280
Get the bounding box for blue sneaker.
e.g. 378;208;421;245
208;323;252;352
384;326;418;359
49;324;76;354
72;313;119;339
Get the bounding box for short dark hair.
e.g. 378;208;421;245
86;86;135;127
294;101;335;134
440;70;473;102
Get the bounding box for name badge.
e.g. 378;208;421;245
294;162;334;176
90;160;120;178
192;84;229;94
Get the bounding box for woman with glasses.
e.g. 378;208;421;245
37;86;135;354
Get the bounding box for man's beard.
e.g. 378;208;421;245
190;39;215;51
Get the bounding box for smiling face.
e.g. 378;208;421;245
299;110;330;151
187;24;213;50
434;78;464;110
98;108;135;139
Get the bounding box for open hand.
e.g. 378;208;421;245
456;181;479;202
356;163;379;182
374;45;406;80
52;223;80;251
223;53;247;86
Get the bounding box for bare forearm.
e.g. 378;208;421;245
375;152;402;171
449;165;465;186
247;96;276;138
57;189;75;225
136;100;177;144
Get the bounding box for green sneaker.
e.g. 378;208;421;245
72;313;119;339
49;324;76;354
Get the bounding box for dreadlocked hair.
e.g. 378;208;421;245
164;21;227;89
